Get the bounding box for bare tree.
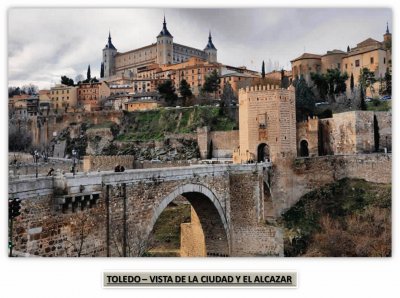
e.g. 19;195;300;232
64;213;94;257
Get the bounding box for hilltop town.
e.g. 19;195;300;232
8;17;392;258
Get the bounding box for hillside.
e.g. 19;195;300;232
116;106;237;141
280;178;391;257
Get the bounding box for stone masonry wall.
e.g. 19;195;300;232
319;111;387;156
197;127;240;159
10;164;282;257
296;117;319;157
271;154;392;215
235;85;296;163
355;111;375;153
196;126;210;159
229;172;284;256
28;110;123;147
11;193;107;257
210;130;239;158
82;155;135;172
374;112;392;152
180;206;206;257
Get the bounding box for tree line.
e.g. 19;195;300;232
157;69;220;107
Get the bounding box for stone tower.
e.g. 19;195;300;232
233;85;297;163
102;31;117;78
204;31;217;63
156;16;173;65
383;22;392;50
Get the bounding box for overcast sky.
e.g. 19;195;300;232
8;8;392;89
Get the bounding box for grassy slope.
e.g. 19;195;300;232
367;100;391;111
280;178;391;257
147;203;191;256
116;106;237;141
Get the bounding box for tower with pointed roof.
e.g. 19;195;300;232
383;22;392;51
204;31;217;63
156;16;174;65
102;31;117;78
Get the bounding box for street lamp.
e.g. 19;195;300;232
72;148;78;176
34;150;39;178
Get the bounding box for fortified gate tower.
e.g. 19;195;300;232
233;85;297;163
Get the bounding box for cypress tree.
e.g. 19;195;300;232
360;85;367;111
261;61;265;78
87;64;91;81
100;63;104;78
350;73;354;92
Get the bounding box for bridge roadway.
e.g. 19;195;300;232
9;162;272;199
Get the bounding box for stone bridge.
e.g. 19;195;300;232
8;153;391;257
9;163;282;257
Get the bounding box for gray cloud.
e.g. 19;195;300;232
8;7;392;89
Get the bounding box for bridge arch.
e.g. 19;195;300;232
147;183;230;256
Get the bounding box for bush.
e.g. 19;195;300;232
281;178;391;257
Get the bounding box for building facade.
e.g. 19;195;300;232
77;82;110;111
49;84;78;112
291;24;392;96
102;17;218;78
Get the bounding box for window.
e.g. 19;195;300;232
355;60;360;67
345;64;348;69
370;57;374;64
384;58;386;64
337;63;340;69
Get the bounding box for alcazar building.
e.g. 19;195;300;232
102;16;218;78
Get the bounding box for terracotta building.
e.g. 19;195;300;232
291;24;392;96
49;84;78;113
77;82;110;111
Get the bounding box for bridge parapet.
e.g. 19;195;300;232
8;176;53;199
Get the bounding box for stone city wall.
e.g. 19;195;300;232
209;130;239;158
354;111;375;153
197;127;239;159
318;111;390;156
296;117;319;157
21;110;123;147
374;111;392;152
271;153;392;215
82;155;135;172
